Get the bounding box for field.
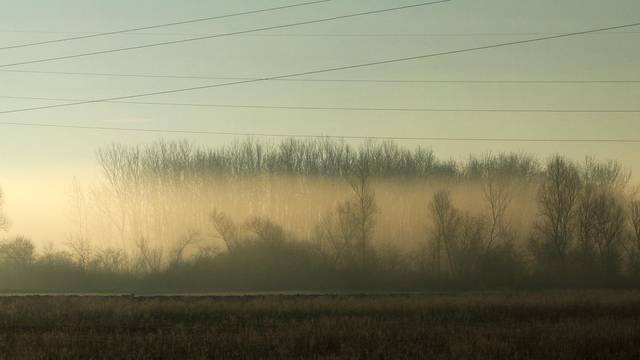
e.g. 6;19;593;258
0;291;639;359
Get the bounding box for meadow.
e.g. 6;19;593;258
0;291;639;359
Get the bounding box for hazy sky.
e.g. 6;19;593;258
1;0;639;242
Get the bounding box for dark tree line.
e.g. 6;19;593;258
528;156;633;284
89;139;541;256
1;142;640;292
96;139;540;181
423;156;638;286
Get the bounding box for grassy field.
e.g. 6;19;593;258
0;291;639;359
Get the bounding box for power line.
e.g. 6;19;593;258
1;68;639;84
0;1;452;68
0;0;332;51
0;121;639;144
2;95;638;113
1;21;639;116
2;30;639;37
240;31;640;37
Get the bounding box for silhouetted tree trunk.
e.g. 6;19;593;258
483;177;511;251
349;158;377;269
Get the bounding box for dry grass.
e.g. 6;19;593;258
0;291;638;359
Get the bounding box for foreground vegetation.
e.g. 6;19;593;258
0;291;638;359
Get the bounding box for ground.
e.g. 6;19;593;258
0;290;638;359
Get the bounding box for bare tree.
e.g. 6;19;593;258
313;202;358;268
96;144;134;244
134;236;163;274
91;248;129;273
244;217;287;244
68;179;90;244
625;200;640;274
312;159;377;270
457;213;489;278
631;201;640;250
66;236;93;270
578;189;625;275
0;187;9;232
582;157;630;192
0;236;35;267
429;190;492;280
483;177;512;251
576;159;628;276
348;159;377;268
210;209;240;251
531;156;582;272
429;190;462;278
170;230;201;265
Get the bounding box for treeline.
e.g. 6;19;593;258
1;140;640;292
96;139;540;180
424;156;639;287
91;139;540;254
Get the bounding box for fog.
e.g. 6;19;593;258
68;174;538;256
21;139;541;255
1;139;639;292
0;167;94;247
2;141;542;250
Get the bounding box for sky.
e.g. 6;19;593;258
0;0;639;243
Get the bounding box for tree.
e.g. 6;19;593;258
210;209;239;251
576;162;628;277
313;202;358;268
530;156;582;273
581;157;630;192
90;248;128;273
456;213;488;278
348;158;377;268
0;187;9;232
66;236;93;270
630;200;640;251
134;236;162;274
68;179;89;243
244;217;287;245
312;157;377;270
625;200;640;274
0;237;35;267
577;189;626;276
482;176;512;251
170;230;200;265
429;190;495;281
429;190;461;278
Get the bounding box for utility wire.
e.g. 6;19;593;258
0;1;451;68
2;30;639;37
0;121;639;144
1;68;639;84
0;0;332;51
1;20;639;116
1;95;638;113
